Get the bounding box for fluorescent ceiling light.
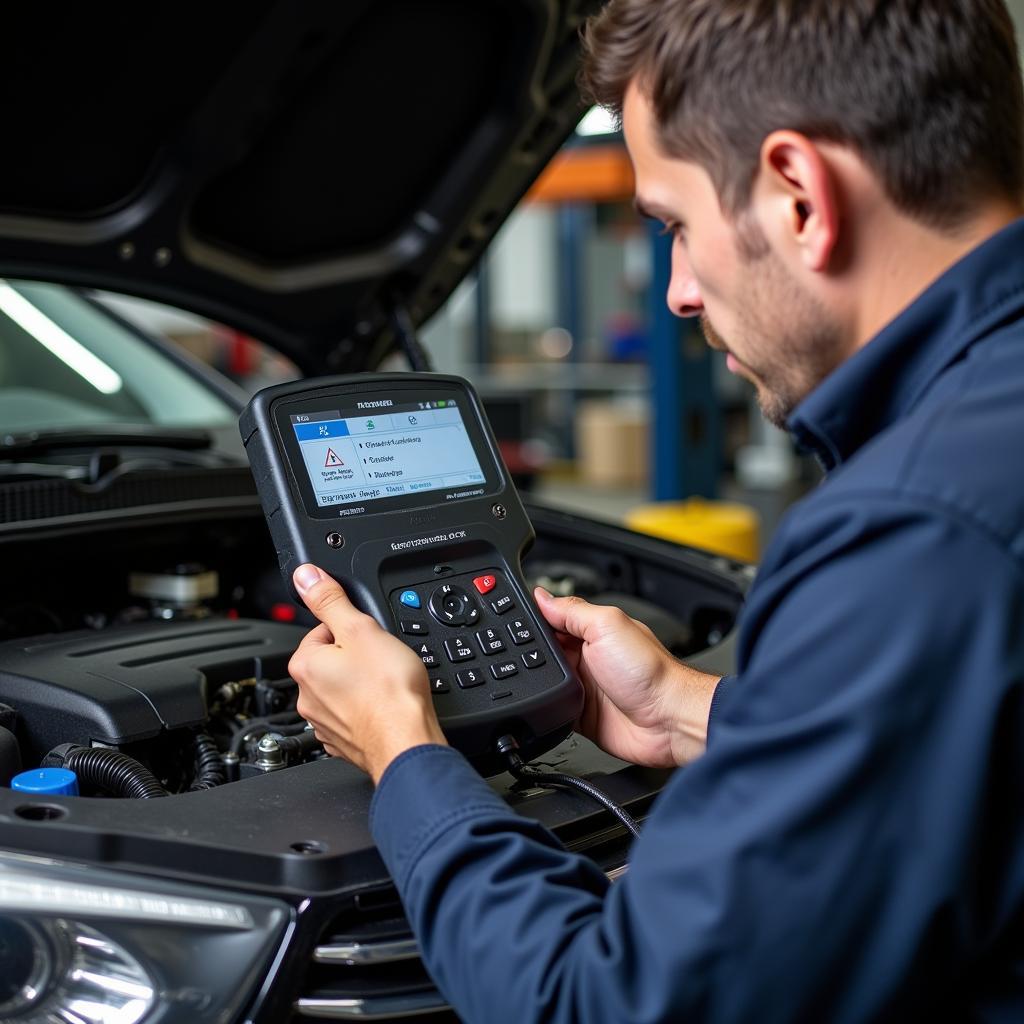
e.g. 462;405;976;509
0;280;123;394
575;106;619;137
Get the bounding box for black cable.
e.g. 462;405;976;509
229;714;307;754
276;729;322;759
189;732;226;791
495;735;642;839
45;744;167;799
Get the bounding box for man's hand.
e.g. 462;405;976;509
535;589;720;768
288;564;446;784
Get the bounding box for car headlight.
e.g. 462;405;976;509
0;852;291;1024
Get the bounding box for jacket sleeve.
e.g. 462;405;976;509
370;497;1022;1024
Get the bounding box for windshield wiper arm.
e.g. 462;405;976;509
0;426;213;458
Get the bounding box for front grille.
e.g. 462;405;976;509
295;863;629;1022
294;884;457;1022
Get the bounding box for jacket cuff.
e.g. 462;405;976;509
705;674;738;744
369;745;508;889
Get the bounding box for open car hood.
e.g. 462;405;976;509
0;0;599;374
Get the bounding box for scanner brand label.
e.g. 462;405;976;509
390;529;468;552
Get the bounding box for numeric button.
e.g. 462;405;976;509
476;628;506;655
430;676;450;694
490;594;515;615
506;618;533;645
414;643;439;668
490;660;519;681
456;668;486;689
444;637;476;663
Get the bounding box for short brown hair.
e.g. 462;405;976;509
581;0;1024;228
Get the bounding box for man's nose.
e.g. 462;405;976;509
666;244;704;318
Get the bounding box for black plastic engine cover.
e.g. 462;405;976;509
0;618;306;761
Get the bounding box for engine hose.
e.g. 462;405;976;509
230;714;307;754
189;732;226;791
45;744;167;799
276;729;321;759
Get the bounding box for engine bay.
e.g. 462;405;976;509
0;618;311;796
0;506;746;799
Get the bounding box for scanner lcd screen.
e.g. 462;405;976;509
289;400;487;509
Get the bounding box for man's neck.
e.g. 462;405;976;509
851;200;1024;354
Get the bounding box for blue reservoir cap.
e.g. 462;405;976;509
10;767;79;796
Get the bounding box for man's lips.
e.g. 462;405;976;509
699;316;745;375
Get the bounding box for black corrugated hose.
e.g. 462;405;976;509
45;744;168;799
189;732;226;791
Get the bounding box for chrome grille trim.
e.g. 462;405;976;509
294;992;450;1020
313;937;421;966
296;866;627;1018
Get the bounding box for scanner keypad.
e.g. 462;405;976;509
391;569;555;705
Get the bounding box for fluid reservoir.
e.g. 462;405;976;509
10;767;79;796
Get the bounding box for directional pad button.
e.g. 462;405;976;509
429;583;478;627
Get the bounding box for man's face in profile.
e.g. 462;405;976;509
622;83;846;427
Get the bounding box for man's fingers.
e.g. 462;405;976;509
293;564;360;635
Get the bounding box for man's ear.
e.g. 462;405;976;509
757;131;840;273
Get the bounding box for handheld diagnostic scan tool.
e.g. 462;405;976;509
240;374;583;770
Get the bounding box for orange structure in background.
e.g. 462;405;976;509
525;145;635;205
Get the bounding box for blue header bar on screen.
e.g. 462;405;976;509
293;421;351;441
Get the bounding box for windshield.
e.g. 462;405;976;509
0;280;237;434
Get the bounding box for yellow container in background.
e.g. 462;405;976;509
625;498;760;563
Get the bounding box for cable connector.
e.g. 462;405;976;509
495;734;642;839
495;733;523;766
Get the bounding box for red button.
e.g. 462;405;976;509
473;575;497;594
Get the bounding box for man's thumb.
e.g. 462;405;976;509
293;564;354;630
534;587;589;638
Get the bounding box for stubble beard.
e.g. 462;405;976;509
702;228;845;430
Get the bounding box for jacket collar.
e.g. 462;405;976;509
788;217;1024;471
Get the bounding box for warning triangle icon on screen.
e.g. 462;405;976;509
324;448;344;467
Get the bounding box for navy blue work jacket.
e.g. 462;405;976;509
371;219;1024;1023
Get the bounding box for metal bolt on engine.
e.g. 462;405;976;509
254;735;285;772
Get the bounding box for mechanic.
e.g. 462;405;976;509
287;1;1024;1020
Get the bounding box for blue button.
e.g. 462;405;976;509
11;768;79;796
400;590;421;609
